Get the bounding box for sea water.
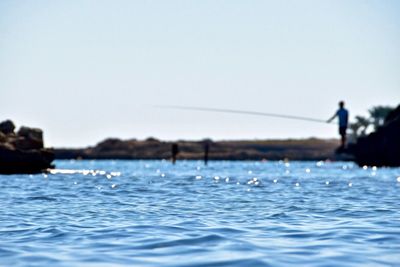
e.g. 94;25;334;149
0;160;399;267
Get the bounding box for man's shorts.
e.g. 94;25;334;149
339;126;347;136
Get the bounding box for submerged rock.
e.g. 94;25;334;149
348;105;400;167
0;120;54;174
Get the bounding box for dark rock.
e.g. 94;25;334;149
145;137;160;143
348;104;400;167
11;136;43;150
0;142;15;150
0;144;54;174
94;138;125;152
15;126;44;150
0;120;15;134
0;132;7;143
0;121;54;174
18;126;43;142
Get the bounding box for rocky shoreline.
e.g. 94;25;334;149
0;120;54;174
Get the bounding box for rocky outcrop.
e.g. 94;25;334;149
0;120;54;174
15;126;44;150
348;105;400;167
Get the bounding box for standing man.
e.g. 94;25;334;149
328;101;349;148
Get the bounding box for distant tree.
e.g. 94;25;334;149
349;115;370;140
349;122;361;141
368;106;394;130
349;105;395;141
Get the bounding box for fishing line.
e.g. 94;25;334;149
156;105;335;125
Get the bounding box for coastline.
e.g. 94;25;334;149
53;137;347;161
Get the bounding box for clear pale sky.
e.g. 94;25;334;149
1;1;399;147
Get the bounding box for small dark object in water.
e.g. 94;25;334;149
171;143;179;164
204;141;209;166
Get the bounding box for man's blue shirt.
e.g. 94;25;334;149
336;108;349;127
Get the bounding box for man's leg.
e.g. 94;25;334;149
339;127;347;148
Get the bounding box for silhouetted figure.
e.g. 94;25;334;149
328;101;349;149
171;143;179;164
204;141;209;166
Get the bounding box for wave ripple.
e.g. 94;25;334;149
0;160;399;266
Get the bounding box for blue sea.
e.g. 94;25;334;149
1;160;399;267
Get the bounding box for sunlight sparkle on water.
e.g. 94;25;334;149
2;160;400;267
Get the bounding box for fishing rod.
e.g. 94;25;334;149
157;105;335;125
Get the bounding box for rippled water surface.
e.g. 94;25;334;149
1;160;400;266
